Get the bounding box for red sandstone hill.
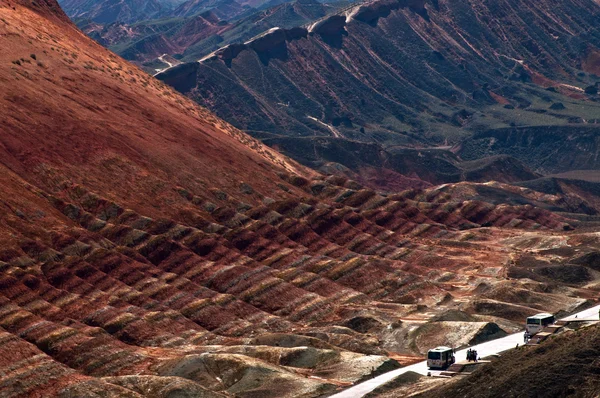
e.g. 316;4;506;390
0;0;312;225
2;1;600;397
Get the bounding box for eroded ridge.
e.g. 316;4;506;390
1;0;600;396
2;168;599;397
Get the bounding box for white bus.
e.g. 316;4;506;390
427;346;455;369
526;313;555;335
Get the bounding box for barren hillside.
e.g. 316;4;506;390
1;0;600;397
157;0;600;185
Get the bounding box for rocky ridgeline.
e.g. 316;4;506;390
157;0;600;183
204;0;426;63
347;0;426;25
158;0;427;86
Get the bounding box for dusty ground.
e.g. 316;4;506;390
1;0;600;397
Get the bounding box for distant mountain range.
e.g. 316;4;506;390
155;0;600;188
59;0;600;191
59;0;174;24
59;0;351;73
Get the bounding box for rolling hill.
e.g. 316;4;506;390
2;0;600;397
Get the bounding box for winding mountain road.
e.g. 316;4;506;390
329;304;600;398
153;54;179;76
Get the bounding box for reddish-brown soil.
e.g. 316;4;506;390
1;1;600;397
0;0;312;224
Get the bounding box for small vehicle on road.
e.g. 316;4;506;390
427;346;455;369
526;313;555;335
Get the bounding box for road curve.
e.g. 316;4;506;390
329;304;600;398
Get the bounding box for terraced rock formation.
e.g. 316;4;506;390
2;0;600;397
157;0;600;185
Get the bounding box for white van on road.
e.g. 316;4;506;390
526;313;555;335
427;346;455;369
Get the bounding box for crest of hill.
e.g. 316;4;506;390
13;0;70;20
